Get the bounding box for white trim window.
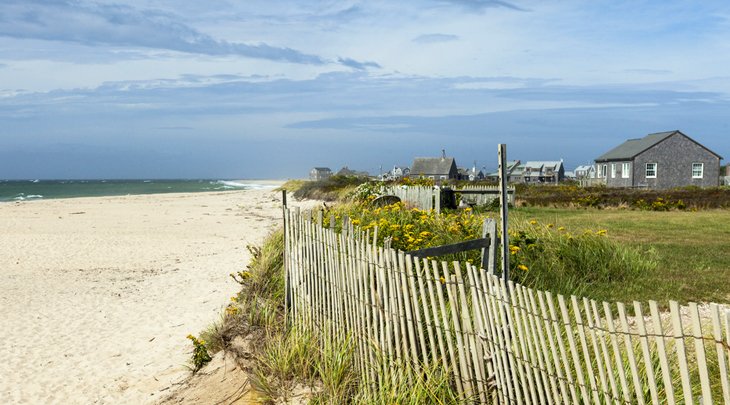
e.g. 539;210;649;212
645;163;657;178
610;163;616;179
602;164;608;178
692;163;704;178
622;162;630;178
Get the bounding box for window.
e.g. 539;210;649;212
610;163;616;178
692;163;704;178
645;163;657;178
602;165;608;178
622;163;630;178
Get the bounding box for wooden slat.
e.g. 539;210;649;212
431;259;464;396
443;262;475;400
648;300;676;404
670;300;694;404
424;259;450;373
570;296;601;405
454;263;487;403
602;302;631;404
481;271;513;404
579;297;610;404
689;302;713;404
499;277;524;404
514;284;548;405
588;300;619;403
710;304;730;404
544;291;579;404
632;301;660;404
557;294;591;404
415;258;438;366
405;255;428;369
617;302;645;405
531;290;568;405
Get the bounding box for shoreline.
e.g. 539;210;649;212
0;179;289;203
0;188;317;404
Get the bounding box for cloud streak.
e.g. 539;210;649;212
0;0;327;64
338;57;381;70
436;0;527;12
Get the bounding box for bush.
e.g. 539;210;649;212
292;175;368;201
507;219;657;300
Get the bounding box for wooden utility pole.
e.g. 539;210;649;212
498;144;510;282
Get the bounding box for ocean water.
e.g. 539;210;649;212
0;179;276;202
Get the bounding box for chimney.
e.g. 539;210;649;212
441;149;446;160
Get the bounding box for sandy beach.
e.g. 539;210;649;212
0;187;316;404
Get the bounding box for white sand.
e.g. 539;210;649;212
0;188;317;404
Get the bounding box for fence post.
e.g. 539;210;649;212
498;144;510;282
282;189;290;326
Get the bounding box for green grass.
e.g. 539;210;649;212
511;207;730;305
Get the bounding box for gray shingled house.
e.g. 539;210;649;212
522;160;565;184
594;130;722;189
309;167;332;181
409;153;458;181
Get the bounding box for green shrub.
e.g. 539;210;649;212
186;334;212;372
508;219;657;300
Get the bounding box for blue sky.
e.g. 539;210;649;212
1;0;729;179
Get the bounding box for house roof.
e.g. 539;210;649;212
595;131;675;161
411;157;456;175
312;167;331;172
595;130;722;161
574;165;594;172
524;161;563;172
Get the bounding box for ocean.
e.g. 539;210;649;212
0;179;277;202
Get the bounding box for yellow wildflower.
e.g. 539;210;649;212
517;264;529;272
351;219;360;226
509;245;520;255
529;219;538;225
547;223;554;228
596;229;608;236
558;226;566;231
439;276;446;284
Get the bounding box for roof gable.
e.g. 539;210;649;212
595;130;722;161
411;157;456;175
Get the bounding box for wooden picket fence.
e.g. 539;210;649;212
284;207;730;404
383;185;442;212
383;185;515;213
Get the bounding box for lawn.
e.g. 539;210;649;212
510;207;730;305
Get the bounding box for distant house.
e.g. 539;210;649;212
382;166;410;181
521;161;565;184
485;160;521;182
574;165;596;179
336;166;369;178
409;152;459;181
309;167;332;181
594;130;722;189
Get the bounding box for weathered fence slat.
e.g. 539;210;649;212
670;300;694;404
710;304;730;404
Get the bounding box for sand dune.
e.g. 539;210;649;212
0;188;316;404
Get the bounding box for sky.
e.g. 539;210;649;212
1;0;729;179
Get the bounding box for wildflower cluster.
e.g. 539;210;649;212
324;202;484;262
633;197;686;211
397;177;435;187
187;334;212;372
346;182;384;202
